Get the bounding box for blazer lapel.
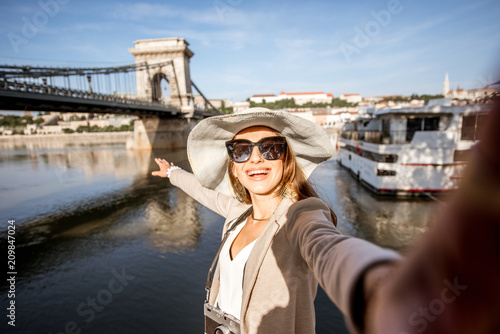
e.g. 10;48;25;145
240;198;292;318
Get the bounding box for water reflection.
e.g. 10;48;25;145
312;159;438;252
106;191;202;254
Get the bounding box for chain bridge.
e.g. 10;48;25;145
0;38;221;149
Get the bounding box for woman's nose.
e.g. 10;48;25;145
248;146;264;163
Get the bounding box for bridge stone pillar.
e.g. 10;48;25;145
127;117;197;150
129;38;195;114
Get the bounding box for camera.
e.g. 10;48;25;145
204;302;240;334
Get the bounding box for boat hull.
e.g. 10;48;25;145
338;145;466;197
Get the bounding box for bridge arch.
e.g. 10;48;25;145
129;38;194;113
151;72;170;103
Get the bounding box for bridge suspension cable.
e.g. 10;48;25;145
0;62;173;97
0;61;172;79
0;61;220;116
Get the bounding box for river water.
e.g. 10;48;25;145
0;142;439;334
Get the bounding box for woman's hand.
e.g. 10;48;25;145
152;158;173;178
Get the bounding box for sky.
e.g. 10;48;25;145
1;0;499;102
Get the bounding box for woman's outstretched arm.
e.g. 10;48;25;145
152;157;246;219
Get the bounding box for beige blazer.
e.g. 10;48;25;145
170;169;400;334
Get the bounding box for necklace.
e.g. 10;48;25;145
251;214;271;221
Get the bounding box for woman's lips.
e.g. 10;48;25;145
247;169;270;177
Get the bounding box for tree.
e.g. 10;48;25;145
76;125;89;133
219;100;233;114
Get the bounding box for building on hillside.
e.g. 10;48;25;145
37;125;63;134
250;92;333;105
446;87;469;99
193;94;206;108
469;86;498;99
375;101;389;110
60;113;90;121
410;99;425;106
357;100;374;108
277;91;333;105
463;86;498;100
364;96;383;103
233;101;251;113
339;94;362;104
89;119;110;128
192;95;228;110
57;120;88;132
108;115;137;127
207;99;234;109
443;74;498;100
24;124;37;135
1;127;13;135
249;94;279;104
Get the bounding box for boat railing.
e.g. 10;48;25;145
341;129;467;144
341;130;409;144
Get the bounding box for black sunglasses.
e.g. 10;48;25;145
225;136;287;163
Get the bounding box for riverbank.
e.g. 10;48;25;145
0;132;132;149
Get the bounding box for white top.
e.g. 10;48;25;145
216;219;257;320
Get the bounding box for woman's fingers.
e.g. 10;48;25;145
154;158;171;166
152;158;172;177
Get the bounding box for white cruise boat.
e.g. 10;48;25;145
338;102;493;196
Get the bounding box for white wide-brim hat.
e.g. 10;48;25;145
187;107;333;197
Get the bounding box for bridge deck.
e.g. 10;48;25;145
0;82;218;118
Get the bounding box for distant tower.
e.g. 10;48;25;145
443;73;450;97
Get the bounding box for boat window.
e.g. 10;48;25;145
406;117;423;142
424;117;440;130
377;169;397;176
406;116;441;141
381;119;391;142
461;115;476;140
461;113;487;141
342;144;398;163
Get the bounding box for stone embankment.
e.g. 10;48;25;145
0;132;132;149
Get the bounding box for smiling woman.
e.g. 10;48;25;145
152;107;401;334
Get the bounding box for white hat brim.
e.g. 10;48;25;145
187;108;333;197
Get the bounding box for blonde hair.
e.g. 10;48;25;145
227;138;337;226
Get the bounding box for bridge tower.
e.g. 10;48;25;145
127;38;198;150
129;38;194;114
